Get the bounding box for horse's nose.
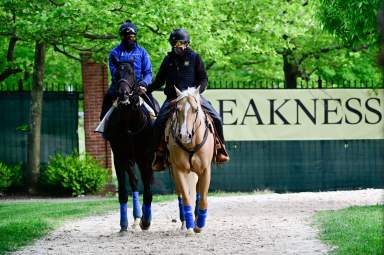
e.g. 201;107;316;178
188;133;192;139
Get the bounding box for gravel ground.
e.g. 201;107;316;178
13;189;383;255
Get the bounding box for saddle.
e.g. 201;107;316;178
95;95;158;134
160;108;225;167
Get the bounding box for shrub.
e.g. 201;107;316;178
0;162;23;191
41;154;109;196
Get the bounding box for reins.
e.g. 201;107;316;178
116;79;148;136
170;96;210;166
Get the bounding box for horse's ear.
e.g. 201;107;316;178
174;86;182;97
195;85;201;96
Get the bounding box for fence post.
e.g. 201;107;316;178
80;52;113;175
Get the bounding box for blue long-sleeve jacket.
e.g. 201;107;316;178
109;43;152;86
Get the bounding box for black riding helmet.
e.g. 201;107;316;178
119;20;137;35
169;28;190;46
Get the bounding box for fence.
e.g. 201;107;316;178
0;83;81;166
207;79;383;89
1;80;383;193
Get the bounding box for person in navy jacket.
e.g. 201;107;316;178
147;29;229;171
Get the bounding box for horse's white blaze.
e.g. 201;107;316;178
180;102;191;144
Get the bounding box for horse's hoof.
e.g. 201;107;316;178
119;226;128;233
185;228;194;236
180;221;186;231
131;218;140;229
140;217;151;231
194;226;203;233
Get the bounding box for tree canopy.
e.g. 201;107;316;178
0;0;381;87
317;0;381;45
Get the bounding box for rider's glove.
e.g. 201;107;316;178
138;80;147;87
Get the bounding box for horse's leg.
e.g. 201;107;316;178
137;156;153;231
186;172;198;216
194;167;211;233
126;159;141;228
111;144;130;232
175;185;185;230
173;168;194;232
195;181;200;217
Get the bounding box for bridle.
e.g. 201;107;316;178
116;70;148;136
171;95;210;164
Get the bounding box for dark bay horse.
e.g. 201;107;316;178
104;62;154;232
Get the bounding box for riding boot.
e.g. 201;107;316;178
212;119;230;164
216;143;230;164
152;141;166;172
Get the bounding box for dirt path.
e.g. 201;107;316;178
13;189;383;255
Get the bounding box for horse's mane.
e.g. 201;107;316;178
175;87;201;102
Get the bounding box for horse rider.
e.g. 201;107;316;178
99;19;156;231
100;19;158;121
145;28;230;171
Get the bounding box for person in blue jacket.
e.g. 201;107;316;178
100;20;157;120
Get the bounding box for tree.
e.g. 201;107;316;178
0;0;117;193
317;0;381;46
208;0;379;87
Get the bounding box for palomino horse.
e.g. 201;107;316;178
165;86;215;233
102;62;154;232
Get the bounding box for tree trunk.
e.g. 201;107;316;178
283;54;298;89
27;41;46;194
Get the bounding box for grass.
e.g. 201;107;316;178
0;194;175;255
315;205;384;255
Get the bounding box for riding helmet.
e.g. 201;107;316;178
119;20;137;35
169;28;190;45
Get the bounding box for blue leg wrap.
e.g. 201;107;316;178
194;192;200;217
142;204;152;222
178;196;185;222
132;191;142;219
183;205;194;229
120;203;128;228
196;209;207;228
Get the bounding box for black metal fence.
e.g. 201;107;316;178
0;82;83;95
207;79;383;89
1;78;382;92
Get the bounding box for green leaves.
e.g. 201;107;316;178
0;162;23;191
41;154;109;196
0;0;381;85
317;0;381;45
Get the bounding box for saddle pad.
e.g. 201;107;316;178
139;97;156;120
95;105;115;133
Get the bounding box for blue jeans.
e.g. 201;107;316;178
153;96;224;150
